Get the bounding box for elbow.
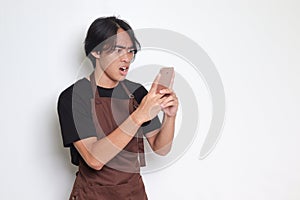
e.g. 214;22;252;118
154;144;172;156
87;158;104;171
91;163;104;171
155;149;171;156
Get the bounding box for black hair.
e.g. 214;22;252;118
84;16;141;68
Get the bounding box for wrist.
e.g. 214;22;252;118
164;113;177;120
131;111;144;126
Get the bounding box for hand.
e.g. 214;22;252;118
133;74;164;124
159;88;179;117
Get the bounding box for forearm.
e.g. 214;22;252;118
89;112;142;166
153;114;176;155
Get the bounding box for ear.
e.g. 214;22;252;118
91;51;101;59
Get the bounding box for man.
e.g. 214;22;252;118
57;16;178;199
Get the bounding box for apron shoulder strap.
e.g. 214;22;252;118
120;81;135;99
89;72;99;98
120;81;139;111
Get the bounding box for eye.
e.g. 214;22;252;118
129;49;137;54
114;48;123;53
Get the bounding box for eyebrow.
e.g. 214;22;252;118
114;45;135;49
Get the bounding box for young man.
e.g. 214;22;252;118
57;16;178;200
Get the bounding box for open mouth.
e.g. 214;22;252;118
119;66;129;72
119;66;129;76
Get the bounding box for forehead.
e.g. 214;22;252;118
115;28;134;46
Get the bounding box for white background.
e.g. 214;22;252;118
1;0;300;199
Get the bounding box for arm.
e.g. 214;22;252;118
74;75;165;170
74;114;141;170
144;88;178;156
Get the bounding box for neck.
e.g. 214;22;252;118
93;66;119;89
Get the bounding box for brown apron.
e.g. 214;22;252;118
69;73;147;200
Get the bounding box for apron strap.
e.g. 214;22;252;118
137;129;146;166
89;72;99;98
120;81;134;99
120;82;146;167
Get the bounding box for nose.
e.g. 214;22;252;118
120;52;132;63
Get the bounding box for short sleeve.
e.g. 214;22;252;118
57;83;96;147
142;115;161;135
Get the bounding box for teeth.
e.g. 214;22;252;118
120;67;127;71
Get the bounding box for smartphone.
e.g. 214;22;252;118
156;67;174;93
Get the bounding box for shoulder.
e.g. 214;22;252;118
122;79;143;89
58;78;92;107
123;79;148;103
123;79;147;93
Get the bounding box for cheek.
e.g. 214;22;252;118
99;60;112;71
101;60;120;78
101;56;119;69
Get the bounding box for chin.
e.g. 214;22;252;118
119;76;126;81
115;75;126;82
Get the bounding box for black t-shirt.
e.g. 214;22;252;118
57;78;161;165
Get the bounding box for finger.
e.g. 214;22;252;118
158;95;169;104
159;88;173;95
160;95;174;105
149;73;161;93
161;100;176;108
162;94;178;105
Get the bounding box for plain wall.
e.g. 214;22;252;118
1;0;300;199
